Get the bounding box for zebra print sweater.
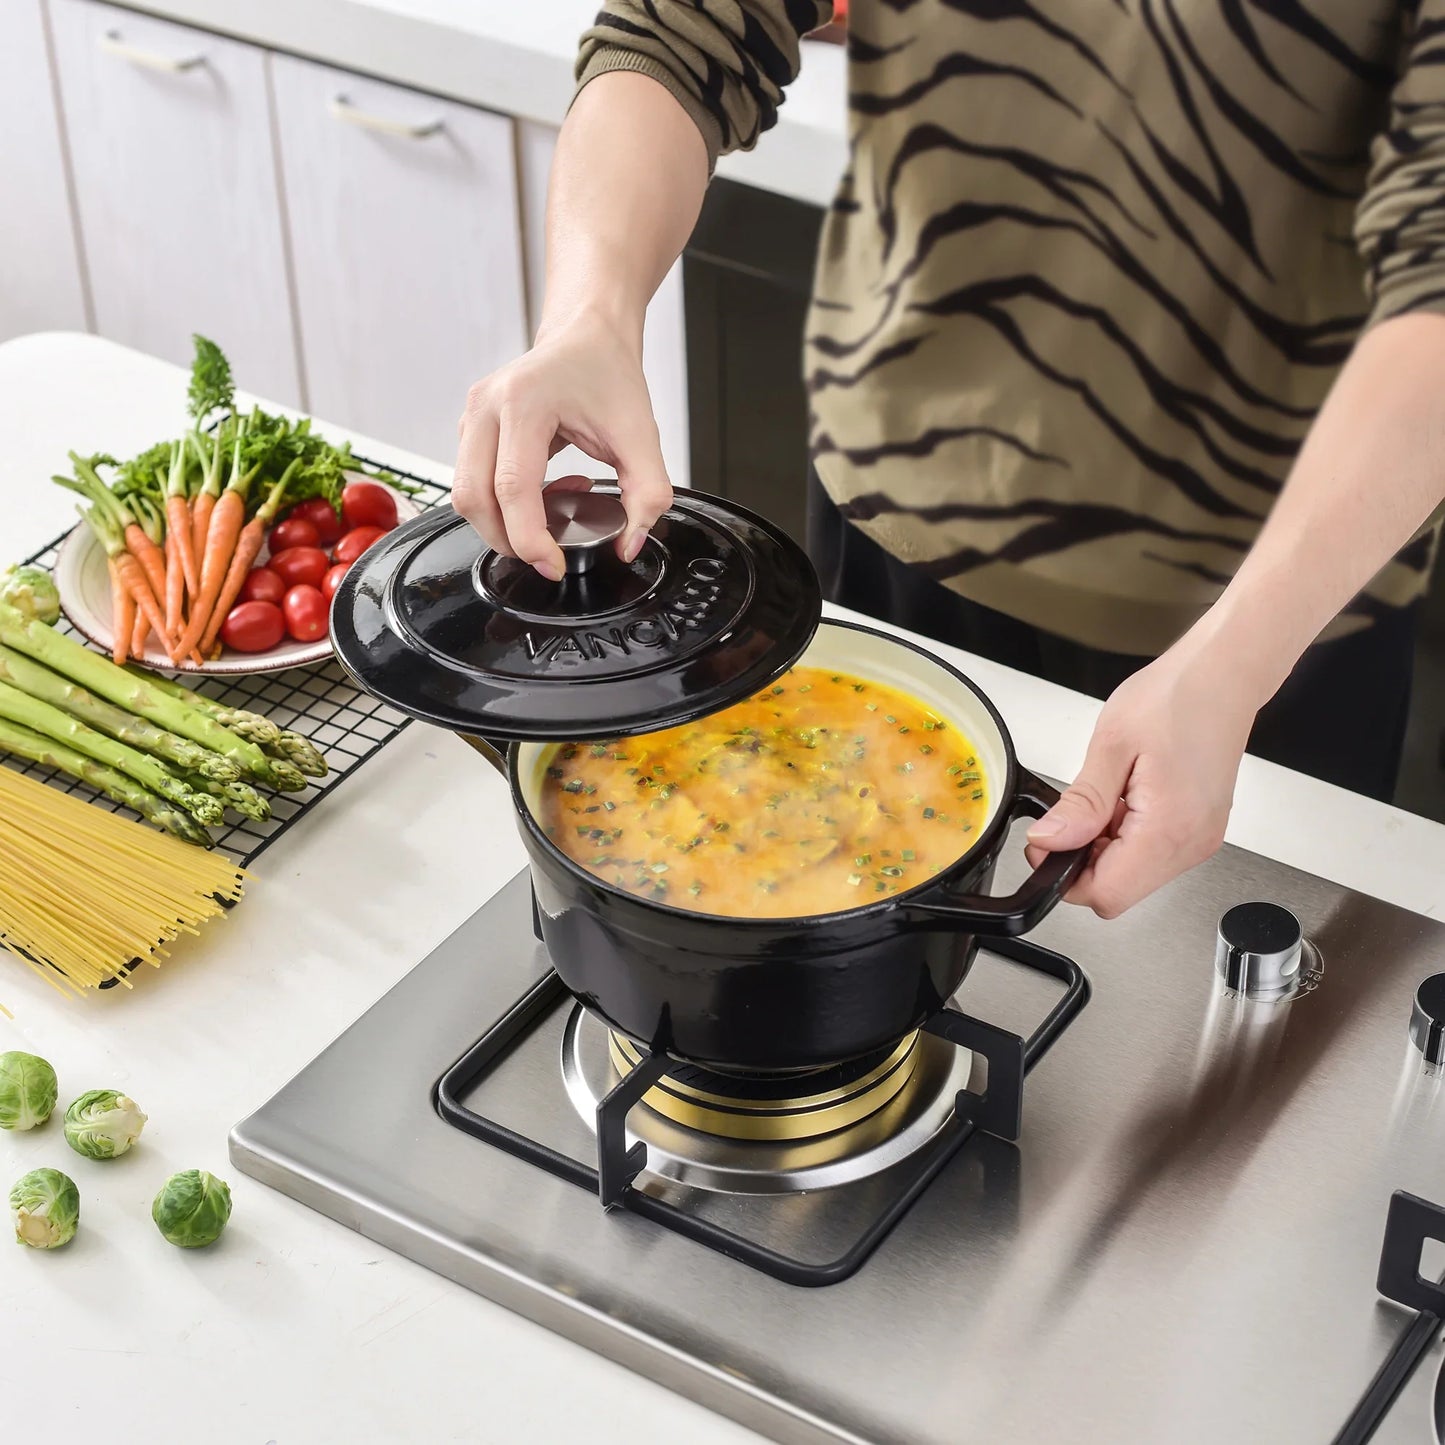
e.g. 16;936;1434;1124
576;2;1445;655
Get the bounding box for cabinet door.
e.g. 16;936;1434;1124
271;54;528;461
516;120;690;489
48;0;300;404
0;0;89;341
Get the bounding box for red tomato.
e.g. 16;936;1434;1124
282;585;329;643
269;545;330;590
334;526;388;565
284;497;343;547
220;601;285;654
322;561;350;602
267;517;320;555
238;567;286;606
341;481;398;534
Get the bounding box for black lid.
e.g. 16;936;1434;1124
330;483;822;739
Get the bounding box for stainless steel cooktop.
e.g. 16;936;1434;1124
231;838;1445;1443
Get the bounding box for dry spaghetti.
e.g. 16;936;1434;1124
0;764;248;997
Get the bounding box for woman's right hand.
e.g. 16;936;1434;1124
450;309;673;581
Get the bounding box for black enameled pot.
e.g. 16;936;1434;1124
332;486;1088;1073
501;619;1087;1072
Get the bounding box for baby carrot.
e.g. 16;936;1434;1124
132;598;150;659
108;557;134;667
164;522;185;640
78;505;176;664
167;440;201;600
177;429;259;657
198;463;299;655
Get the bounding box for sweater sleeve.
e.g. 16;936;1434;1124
1355;2;1445;323
574;1;833;171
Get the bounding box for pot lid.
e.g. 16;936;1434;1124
330;483;821;739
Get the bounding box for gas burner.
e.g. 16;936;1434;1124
608;1029;924;1139
430;927;1089;1286
561;1008;973;1194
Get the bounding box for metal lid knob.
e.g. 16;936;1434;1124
1215;902;1303;999
544;489;627;576
1410;975;1445;1066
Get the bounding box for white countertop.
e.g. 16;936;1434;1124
121;0;850;207
3;332;1445;1444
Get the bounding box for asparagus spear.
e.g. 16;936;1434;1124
144;674;329;783
214;708;282;745
126;667;282;745
0;679;223;826
0;721;212;846
128;668;331;785
266;729;328;778
177;771;271;823
0;604;304;791
0;644;239;781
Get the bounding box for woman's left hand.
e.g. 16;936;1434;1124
1023;641;1260;918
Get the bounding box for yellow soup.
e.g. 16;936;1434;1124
538;666;989;918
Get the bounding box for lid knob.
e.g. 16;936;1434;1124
1410;974;1445;1066
545;490;627;576
1215;901;1302;999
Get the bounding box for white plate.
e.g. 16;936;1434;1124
54;478;422;676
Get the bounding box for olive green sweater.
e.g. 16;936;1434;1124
577;2;1445;654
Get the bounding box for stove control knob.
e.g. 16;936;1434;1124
1410;975;1445;1066
1215;902;1303;998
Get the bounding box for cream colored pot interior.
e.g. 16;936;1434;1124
515;622;1012;840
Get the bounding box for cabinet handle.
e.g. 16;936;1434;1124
329;93;444;140
99;30;206;72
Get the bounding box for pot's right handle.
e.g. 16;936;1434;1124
908;768;1090;938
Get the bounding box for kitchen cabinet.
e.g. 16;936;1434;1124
517;120;690;489
47;0;301;404
0;0;89;342
30;4;688;488
271;54;528;462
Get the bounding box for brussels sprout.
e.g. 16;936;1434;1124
152;1169;231;1248
10;1167;79;1248
0;1051;58;1130
63;1089;146;1159
0;565;60;625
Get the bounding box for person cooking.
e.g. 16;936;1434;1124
450;2;1445;918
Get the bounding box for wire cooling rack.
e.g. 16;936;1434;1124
12;456;448;870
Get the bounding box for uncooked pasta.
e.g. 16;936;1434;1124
0;764;248;996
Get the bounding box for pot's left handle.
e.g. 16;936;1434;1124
457;732;508;778
909;768;1089;937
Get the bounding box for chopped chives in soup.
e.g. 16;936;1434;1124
538;667;989;918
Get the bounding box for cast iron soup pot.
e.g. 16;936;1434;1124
497;619;1088;1073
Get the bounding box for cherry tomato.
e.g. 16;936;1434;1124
284;497;343;547
267;517;320;555
220;600;285;654
282;585;329;643
269;545;330;590
238;567;286;606
341;481;398;534
322;561;350;602
334;526;388;565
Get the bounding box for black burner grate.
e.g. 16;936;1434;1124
437;936;1091;1287
10;454;447;870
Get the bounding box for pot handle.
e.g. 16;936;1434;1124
908;768;1090;937
456;732;509;778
